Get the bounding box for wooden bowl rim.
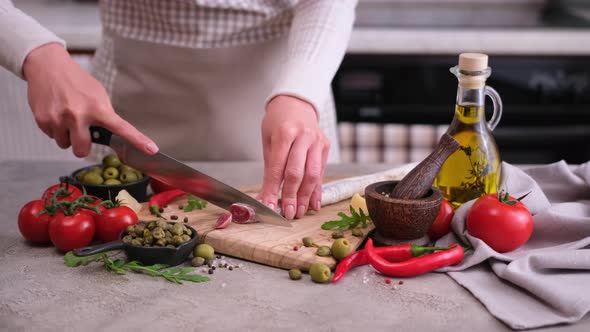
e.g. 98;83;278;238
365;180;443;205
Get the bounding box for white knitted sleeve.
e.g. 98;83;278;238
0;0;66;79
266;0;357;118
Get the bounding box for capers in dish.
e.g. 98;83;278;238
124;221;192;248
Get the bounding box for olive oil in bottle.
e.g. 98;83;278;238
433;53;503;209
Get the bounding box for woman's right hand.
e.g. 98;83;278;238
22;43;158;158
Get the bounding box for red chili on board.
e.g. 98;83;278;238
332;243;452;283
149;189;186;218
364;238;464;278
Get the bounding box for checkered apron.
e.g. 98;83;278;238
90;0;340;162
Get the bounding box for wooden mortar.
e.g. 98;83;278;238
390;133;460;200
365;180;443;241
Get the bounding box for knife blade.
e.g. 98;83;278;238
89;126;291;227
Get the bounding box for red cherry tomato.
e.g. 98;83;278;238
466;192;534;253
95;206;138;243
49;211;96;252
428;199;455;240
18;200;53;244
42;183;83;203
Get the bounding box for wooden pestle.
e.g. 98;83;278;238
390;133;460;200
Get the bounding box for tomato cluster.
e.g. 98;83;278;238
18;183;138;252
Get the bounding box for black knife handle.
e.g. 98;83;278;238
89;126;112;146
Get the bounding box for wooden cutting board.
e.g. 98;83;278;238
136;187;373;271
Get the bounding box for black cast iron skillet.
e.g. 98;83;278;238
72;221;198;267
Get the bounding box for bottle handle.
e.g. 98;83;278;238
484;86;503;131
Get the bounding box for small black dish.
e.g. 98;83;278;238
62;164;151;202
72;221;198;267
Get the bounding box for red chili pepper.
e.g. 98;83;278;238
332;243;452;283
365;238;464;278
149;189;186;218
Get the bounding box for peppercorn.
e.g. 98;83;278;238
293;246;299;251
183;217;189;223
211;266;216;271
170;215;178;220
398;281;404;285
228;266;233;271
179;205;184;209
208;269;214;274
158;207;164;213
216;255;221;259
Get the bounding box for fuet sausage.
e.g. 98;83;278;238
230;203;257;224
215;212;232;229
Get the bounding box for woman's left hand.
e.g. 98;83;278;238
258;95;330;220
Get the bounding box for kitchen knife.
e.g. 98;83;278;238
89;126;291;227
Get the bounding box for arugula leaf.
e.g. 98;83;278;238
63;251;104;267
183;195;208;212
321;206;371;230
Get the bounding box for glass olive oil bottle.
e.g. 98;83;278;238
433;53;503;209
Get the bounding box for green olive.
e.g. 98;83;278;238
82;172;104;185
122;235;133;244
88;166;103;175
154;238;166;246
316;246;331;257
104;178;122;185
288;269;302;280
130;239;142;247
134;170;144;180
351;228;364;237
332;230;344;239
103;154;122;168
193;243;215;260
164;230;172;238
191;257;206;267
120;171;138;183
309;263;331;283
302;237;317;247
103;167;119;180
331;238;351;261
180;234;191;243
118;164;134;173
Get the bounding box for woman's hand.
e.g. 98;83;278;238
258;95;330;220
22;43;158;158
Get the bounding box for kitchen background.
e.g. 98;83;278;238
1;0;589;164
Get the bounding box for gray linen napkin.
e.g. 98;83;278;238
435;161;590;330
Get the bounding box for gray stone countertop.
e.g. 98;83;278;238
12;0;590;55
0;160;588;331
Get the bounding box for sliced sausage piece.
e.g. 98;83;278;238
215;212;232;229
230;203;257;224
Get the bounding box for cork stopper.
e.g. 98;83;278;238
455;53;490;89
458;53;488;72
